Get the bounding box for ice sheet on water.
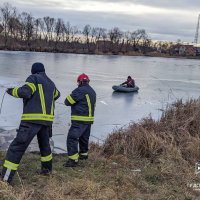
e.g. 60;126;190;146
1;51;200;153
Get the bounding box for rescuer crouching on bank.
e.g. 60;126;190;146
1;62;60;183
64;73;96;167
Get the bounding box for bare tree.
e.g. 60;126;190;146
108;27;123;53
43;16;55;41
141;38;152;53
20;12;34;47
34;18;44;40
90;27;97;43
124;31;131;52
90;27;107;43
155;41;172;54
83;24;91;49
8;15;21;40
70;26;79;42
54;18;65;50
130;29;148;50
0;24;3;33
98;28;107;41
0;3;16;47
100;28;108;52
64;21;71;42
0;2;155;55
108;27;123;44
38;19;46;40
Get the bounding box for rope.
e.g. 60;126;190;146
90;134;105;142
55;101;106;143
0;91;6;115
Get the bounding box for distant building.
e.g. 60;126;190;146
195;47;200;56
178;45;196;56
170;44;196;56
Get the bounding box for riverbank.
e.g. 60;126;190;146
1;99;200;199
1;47;200;60
1;41;200;60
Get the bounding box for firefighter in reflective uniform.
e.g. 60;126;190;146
1;62;60;183
64;73;96;167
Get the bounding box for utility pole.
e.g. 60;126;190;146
194;14;200;44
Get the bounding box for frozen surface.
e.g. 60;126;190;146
0;51;200;152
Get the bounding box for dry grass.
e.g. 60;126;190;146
1;99;200;199
103;99;200;163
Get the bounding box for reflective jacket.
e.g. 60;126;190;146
65;83;96;124
9;72;60;126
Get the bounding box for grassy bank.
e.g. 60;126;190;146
1;99;200;199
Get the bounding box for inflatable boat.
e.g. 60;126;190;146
112;85;139;93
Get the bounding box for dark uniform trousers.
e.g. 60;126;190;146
2;122;52;183
67;121;91;158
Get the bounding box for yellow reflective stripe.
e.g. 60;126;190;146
85;94;92;117
80;152;88;156
21;114;54;122
54;89;59;98
51;101;54;115
25;82;36;94
41;153;52;162
3;160;19;170
50;89;55;115
51;98;54;116
38;84;46;114
71;115;94;122
66;95;76;105
12;87;19;98
68;153;79;160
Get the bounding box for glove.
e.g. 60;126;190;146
6;88;13;95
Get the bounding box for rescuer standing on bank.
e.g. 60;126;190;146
64;73;96;167
1;62;60;183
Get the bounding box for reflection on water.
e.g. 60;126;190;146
112;91;137;104
0;51;200;152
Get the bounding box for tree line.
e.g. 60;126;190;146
0;2;181;55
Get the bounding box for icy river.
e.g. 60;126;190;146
0;50;200;152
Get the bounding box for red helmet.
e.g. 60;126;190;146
77;73;90;82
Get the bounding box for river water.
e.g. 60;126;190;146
0;50;200;152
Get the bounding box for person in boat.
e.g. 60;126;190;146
121;76;135;88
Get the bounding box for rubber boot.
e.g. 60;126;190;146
63;159;78;167
37;160;52;175
79;154;88;160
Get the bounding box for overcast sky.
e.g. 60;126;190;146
1;0;200;42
